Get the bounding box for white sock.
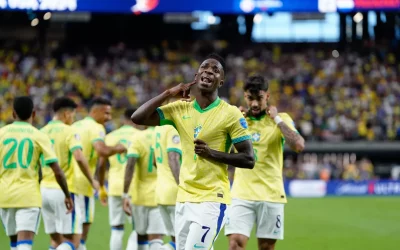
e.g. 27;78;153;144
56;242;75;250
126;231;138;250
149;239;163;250
17;242;32;250
110;228;124;250
137;240;149;250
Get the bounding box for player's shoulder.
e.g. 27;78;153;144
278;112;293;121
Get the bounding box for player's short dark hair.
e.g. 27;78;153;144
89;97;112;109
244;75;269;93
52;97;78;112
206;53;226;73
13;96;34;120
124;108;137;119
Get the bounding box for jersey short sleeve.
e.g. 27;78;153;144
166;127;182;155
127;140;143;159
228;106;251;144
67;128;83;153
156;101;184;127
90;123;106;144
280;113;299;135
37;132;58;165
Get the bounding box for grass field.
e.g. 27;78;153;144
1;197;399;250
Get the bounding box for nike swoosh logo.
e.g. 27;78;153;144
193;244;205;249
183;116;191;119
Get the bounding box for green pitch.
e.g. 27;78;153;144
1;197;398;250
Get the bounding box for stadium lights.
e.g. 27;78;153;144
254;13;263;24
31;18;39;27
44;12;52;20
332;50;340;58
353;12;363;23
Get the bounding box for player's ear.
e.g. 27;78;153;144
32;110;36;120
219;80;224;88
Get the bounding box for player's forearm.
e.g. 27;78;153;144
74;150;95;185
168;152;181;184
123;158;136;193
49;162;71;198
207;149;255;169
97;157;107;187
131;90;172;126
277;123;305;153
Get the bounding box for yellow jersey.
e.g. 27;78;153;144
105;125;139;196
231;112;298;203
40;120;82;194
72;117;106;197
0;121;58;208
157;98;251;204
153;125;182;206
127;128;157;207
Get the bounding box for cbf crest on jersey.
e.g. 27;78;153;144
172;135;180;144
74;133;81;140
252;132;261;142
194;125;202;139
239;117;248;129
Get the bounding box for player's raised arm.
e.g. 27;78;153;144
131;81;195;126
93;140;126;157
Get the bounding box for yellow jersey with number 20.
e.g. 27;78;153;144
153;125;182;206
157;98;251;205
232;112;298;203
105;125;139;196
40;120;83;194
127;128;157;207
0;122;58;208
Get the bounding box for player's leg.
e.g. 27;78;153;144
225;199;255;250
159;205;176;249
58;193;83;250
131;205;149;250
15;207;41;250
1;208;18;250
255;202;285;250
76;195;95;250
41;188;63;249
184;202;227;250
109;196;126;250
174;202;191;250
147;206;166;250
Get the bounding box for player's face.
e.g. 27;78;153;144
94;105;112;125
196;59;224;93
244;90;269;116
64;109;76;125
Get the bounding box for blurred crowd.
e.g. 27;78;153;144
283;153;375;181
0;42;399;141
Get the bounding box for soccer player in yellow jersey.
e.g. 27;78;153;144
122;127;167;250
72;97;126;250
131;54;255;250
153;124;182;250
41;97;99;250
225;75;305;250
97;108;141;250
0;96;73;250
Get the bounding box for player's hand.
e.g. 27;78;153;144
64;197;74;214
239;106;248;117
99;186;108;206
123;198;132;216
115;143;127;154
92;179;100;191
267;105;278;119
194;139;212;158
168;81;196;98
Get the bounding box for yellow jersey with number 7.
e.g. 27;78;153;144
0;121;58;208
127;128;157;207
153;125;182;206
105;125;139;196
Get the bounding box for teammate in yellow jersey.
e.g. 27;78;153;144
0;96;73;250
122;127;167;250
97;108;141;250
131;53;255;250
153;124;182;250
41;97;99;250
225;75;305;250
72;97;127;250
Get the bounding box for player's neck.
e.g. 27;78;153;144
196;92;218;109
53;115;66;124
14;118;32;124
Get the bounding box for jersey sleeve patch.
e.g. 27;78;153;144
172;135;180;144
239;117;248;129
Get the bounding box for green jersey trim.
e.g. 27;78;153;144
167;148;182;155
232;135;252;144
193;97;221;113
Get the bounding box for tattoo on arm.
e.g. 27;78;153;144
278;122;305;151
123;157;137;193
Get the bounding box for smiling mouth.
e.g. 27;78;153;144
201;76;212;83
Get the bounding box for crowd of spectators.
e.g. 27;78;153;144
0;41;399;142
